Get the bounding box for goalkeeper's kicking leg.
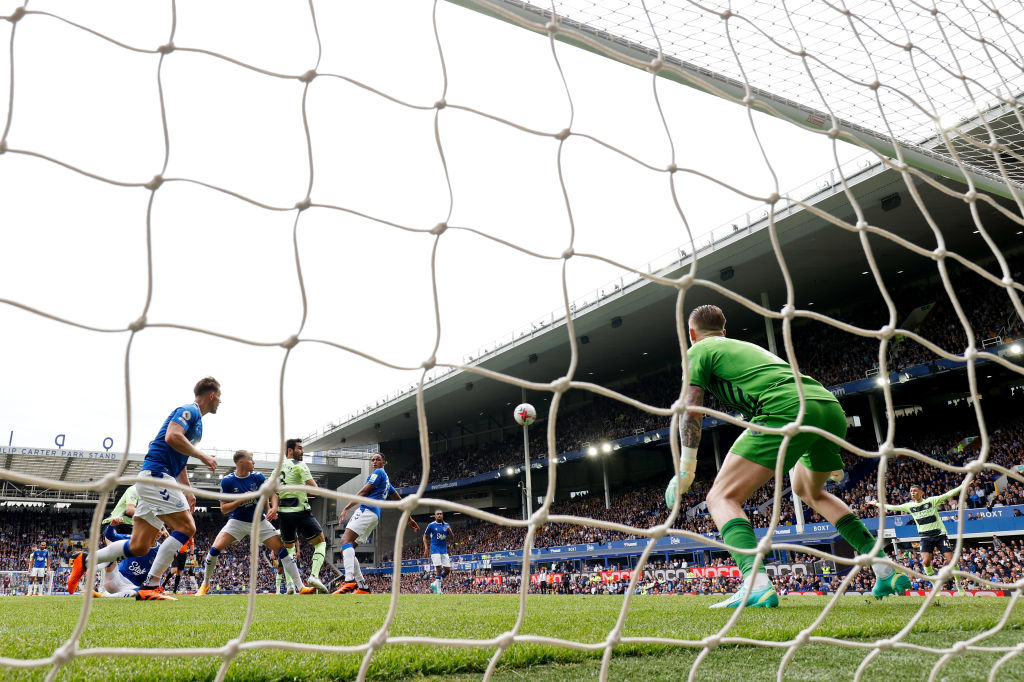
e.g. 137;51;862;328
790;463;910;600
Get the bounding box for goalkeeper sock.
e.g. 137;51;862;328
203;546;221;586
342;543;356;582
834;513;892;579
311;541;326;579
720;518;765;581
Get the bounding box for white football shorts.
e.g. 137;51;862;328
134;470;189;529
430;553;451;568
29;567;46;578
346;506;379;544
222;518;280;544
103;566;138;596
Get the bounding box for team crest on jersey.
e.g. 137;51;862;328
182;411;190;421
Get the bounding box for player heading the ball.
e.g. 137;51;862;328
334;453;418;594
67;377;221;601
667;305;909;608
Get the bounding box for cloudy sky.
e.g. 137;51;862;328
0;0;864;458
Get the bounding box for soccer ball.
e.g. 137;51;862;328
513;403;537;426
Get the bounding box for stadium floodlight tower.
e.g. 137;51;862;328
513;402;538;519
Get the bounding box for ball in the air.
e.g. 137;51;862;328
513;403;537;426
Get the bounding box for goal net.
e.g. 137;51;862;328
1;0;1024;680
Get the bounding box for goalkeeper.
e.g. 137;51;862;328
868;484;964;593
666;305;909;608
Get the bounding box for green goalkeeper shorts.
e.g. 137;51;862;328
730;399;846;473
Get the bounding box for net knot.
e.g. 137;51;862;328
879;324;895;339
933;247;947;260
294;197;311;211
903;42;914;52
434;98;447;110
145;175;163;190
766;192;779;204
666;163;677;173
7;6;25;23
794;631;811;646
52;642;76;666
552;377;570;393
877;638;895;651
224;638;241;658
965;458;984;475
703;635;722;649
561;247;574;259
545;20;559;36
369;631;388;649
554;128;570;141
157;42;174;55
422;356;436;370
781;303;795;319
648;57;663;73
719;9;733;20
298;69;316;83
128;315;147;332
431;222;447;236
827;127;840;139
742;94;755;106
952;641;969;654
855;219;868;231
963;189;977;203
280;334;299;349
878;443;896;459
497;631;515;649
869;80;880;91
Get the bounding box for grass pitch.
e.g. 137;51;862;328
0;594;1021;681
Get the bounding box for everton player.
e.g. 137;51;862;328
196;449;310;595
334;453;418;594
423;510;454;594
27;541;49;596
95;529;168;598
67;377;221;600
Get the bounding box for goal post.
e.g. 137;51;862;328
446;0;1024;201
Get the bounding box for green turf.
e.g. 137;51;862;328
0;594;1020;681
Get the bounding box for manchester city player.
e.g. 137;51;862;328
67;377;221;601
423;510;454;594
27;542;49;596
334;453;418;594
869;483;965;594
277;439;329;593
197;449;310;595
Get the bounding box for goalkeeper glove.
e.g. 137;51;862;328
665;449;698;508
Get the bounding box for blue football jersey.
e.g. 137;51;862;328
358;468;397;517
424;522;451;554
118;546;160;587
32;549;49;568
143;402;203;478
220;471;267;523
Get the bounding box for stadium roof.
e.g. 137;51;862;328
306;159;1023;450
0;447;361;504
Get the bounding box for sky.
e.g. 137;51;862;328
0;0;866;457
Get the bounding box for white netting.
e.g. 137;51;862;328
1;1;1024;681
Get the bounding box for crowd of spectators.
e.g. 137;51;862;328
367;536;1023;596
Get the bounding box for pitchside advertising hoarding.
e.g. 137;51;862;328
379;504;1024;571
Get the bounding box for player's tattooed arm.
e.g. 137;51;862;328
680;385;704;450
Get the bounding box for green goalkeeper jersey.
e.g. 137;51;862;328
102;485;139;525
686;336;837;420
886;485;963;537
278;459;312;513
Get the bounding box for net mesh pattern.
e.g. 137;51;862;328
1;1;1023;681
